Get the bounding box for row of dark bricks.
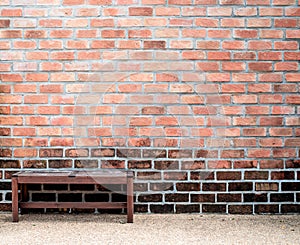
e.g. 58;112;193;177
136;204;300;214
0;202;299;215
1;181;299;193
0;159;299;170
1;170;299;183
1;148;300;160
1;191;299;204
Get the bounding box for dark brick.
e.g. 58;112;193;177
134;183;148;192
221;150;244;158
164;172;187;180
32;193;56;202
244;171;269;180
256;183;278;191
23;160;47;168
281;182;300;191
49;160;72;168
44;184;68;191
150;204;174;213
168;150;193;159
137;172;161;180
176;183;200;191
228;205;253;214
143;149;166;158
58;193;82;202
217;171;241;180
138;194;162;202
0;193;2;201
0;149;12;157
229;182;253;191
0;128;10;136
165;194;189;202
4;171;18;179
217;194;241;202
65;148;89;157
144;41;166;49
195;150;218;158
39;148;63;158
91;148;115;157
116;149;141;158
128;160;151;169
101;160;125;169
154;161;179;170
202;183;226;192
112;193;127;202
296;193;300;202
181;161;205;170
203;204;226;213
286;159;300;168
270;193;294;202
260;160;283;169
70;184;95;191
0;203;12;211
0;160;20;168
281;204;300;213
176;204;200;213
271;171;295;180
75;160;98;168
96;184;123;192
190;172;214;180
234;160;258;169
255;204;279;214
150;183;173;191
191;194;215;203
85;193;109;202
134;204;148;213
0;182;11;190
5;192;11;201
244;193;267;202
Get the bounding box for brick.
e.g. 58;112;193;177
165;194;189;203
129;7;153;16
1;8;22;16
229;205;253;214
260;160;283;169
203;205;226;213
23;160;47;168
255;205;279;214
218;194;241;202
150;205;174;213
256;183;278;191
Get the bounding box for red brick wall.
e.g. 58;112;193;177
0;0;299;213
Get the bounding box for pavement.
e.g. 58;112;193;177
0;213;299;244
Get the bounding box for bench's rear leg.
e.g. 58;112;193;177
20;184;28;214
127;175;133;223
12;177;19;222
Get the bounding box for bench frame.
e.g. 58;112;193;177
12;170;134;223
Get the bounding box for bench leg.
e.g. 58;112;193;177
20;184;28;214
12;177;19;222
127;176;133;223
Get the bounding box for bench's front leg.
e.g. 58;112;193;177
12;177;19;222
127;175;133;223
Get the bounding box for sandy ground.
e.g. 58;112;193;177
0;213;299;245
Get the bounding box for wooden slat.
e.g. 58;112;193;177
19;202;127;209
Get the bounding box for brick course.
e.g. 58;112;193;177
0;0;299;214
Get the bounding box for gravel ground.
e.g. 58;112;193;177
0;213;299;245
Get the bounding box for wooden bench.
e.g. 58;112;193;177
12;170;134;223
